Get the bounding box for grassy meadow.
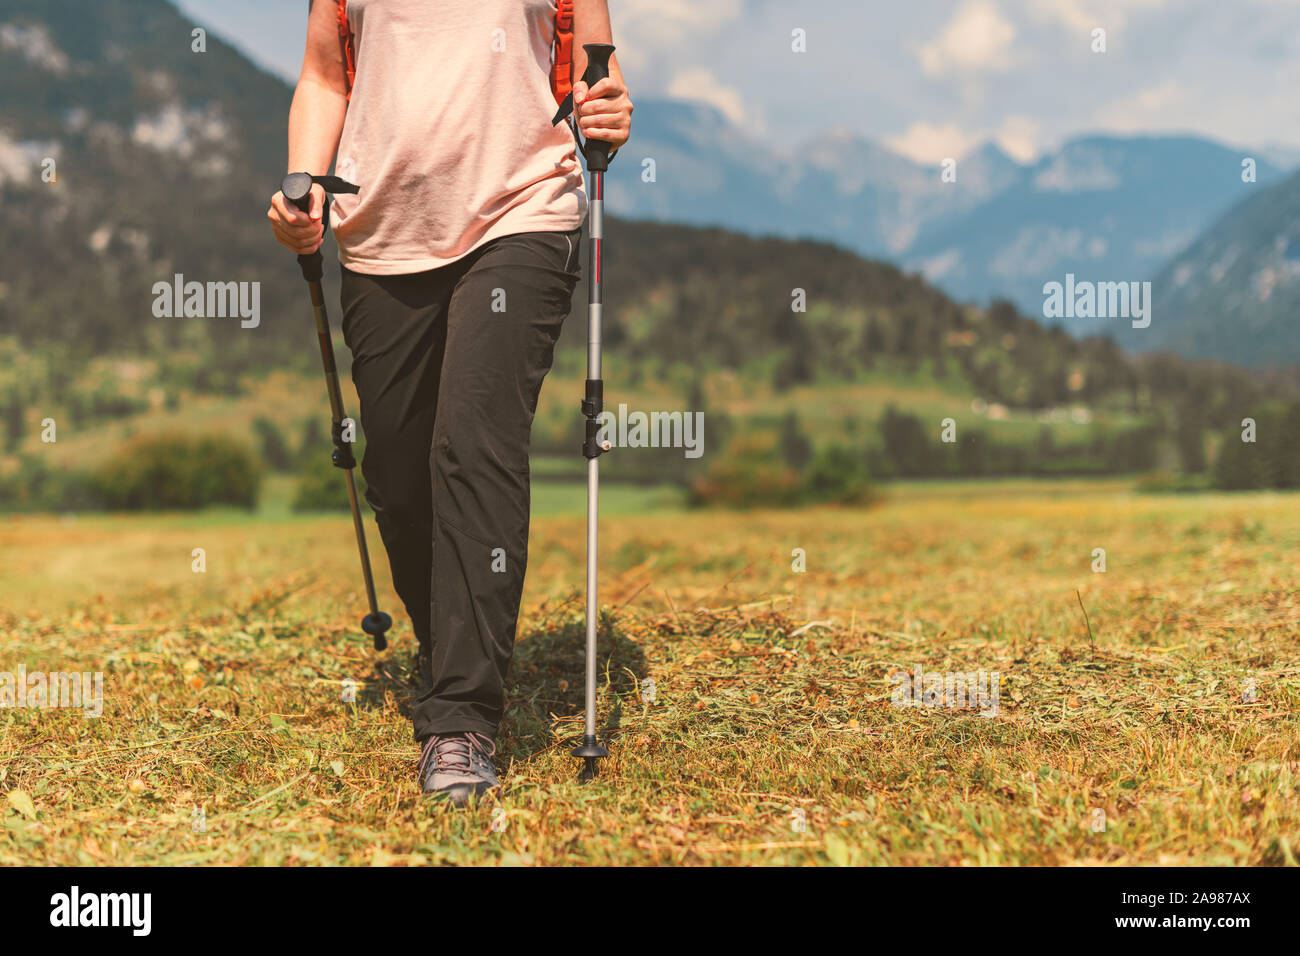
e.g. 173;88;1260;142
1;479;1297;865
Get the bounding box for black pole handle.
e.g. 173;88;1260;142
579;43;615;173
282;171;316;214
280;173;359;282
282;172;358;211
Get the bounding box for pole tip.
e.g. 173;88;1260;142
572;736;607;782
362;611;393;651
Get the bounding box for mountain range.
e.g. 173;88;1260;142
0;0;1295;369
605;103;1290;351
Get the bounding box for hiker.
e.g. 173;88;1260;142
267;0;632;805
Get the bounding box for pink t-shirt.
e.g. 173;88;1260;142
330;0;587;274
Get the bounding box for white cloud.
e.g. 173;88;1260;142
887;116;1045;164
182;0;1300;163
1024;0;1103;32
886;121;981;163
611;0;744;50
666;68;754;129
1093;80;1187;130
1132;80;1183;111
995;115;1043;161
1024;0;1168;32
917;0;1018;77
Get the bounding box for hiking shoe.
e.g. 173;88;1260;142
418;732;499;806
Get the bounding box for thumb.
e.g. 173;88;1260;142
573;81;588;105
310;184;325;221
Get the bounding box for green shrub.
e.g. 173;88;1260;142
804;443;875;505
0;455;98;512
1213;402;1300;490
688;432;874;508
688;432;801;508
253;416;294;473
295;417;333;468
1134;471;1211;494
293;454;366;512
92;433;261;510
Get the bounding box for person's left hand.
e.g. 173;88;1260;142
573;75;633;153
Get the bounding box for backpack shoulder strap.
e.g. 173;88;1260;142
551;0;575;106
337;0;356;100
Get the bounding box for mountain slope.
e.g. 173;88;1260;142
0;0;297;363
1116;166;1300;367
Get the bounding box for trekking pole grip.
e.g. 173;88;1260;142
282;172;315;215
281;172;358;281
282;172;325;282
579;43;615;173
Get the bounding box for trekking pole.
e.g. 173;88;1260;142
280;172;392;652
554;43;616;782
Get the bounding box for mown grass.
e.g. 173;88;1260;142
1;481;1297;865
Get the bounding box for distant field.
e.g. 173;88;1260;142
1;480;1297;865
18;360;1130;474
256;472;685;520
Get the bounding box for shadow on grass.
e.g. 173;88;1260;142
349;634;424;720
500;612;647;762
348;611;646;762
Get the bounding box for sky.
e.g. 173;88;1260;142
174;0;1300;163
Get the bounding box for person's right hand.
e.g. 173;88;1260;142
268;183;326;254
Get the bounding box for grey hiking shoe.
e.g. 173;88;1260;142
418;732;499;806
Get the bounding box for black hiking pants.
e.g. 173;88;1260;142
340;227;582;740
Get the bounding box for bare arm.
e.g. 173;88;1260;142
268;0;350;254
288;0;349;175
572;0;633;153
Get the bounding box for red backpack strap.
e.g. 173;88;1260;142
551;0;575;106
337;0;356;101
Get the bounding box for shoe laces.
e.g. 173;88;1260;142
418;732;495;778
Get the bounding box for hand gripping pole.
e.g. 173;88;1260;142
281;172;392;651
555;44;617;782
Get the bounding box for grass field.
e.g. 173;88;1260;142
1;480;1297;865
